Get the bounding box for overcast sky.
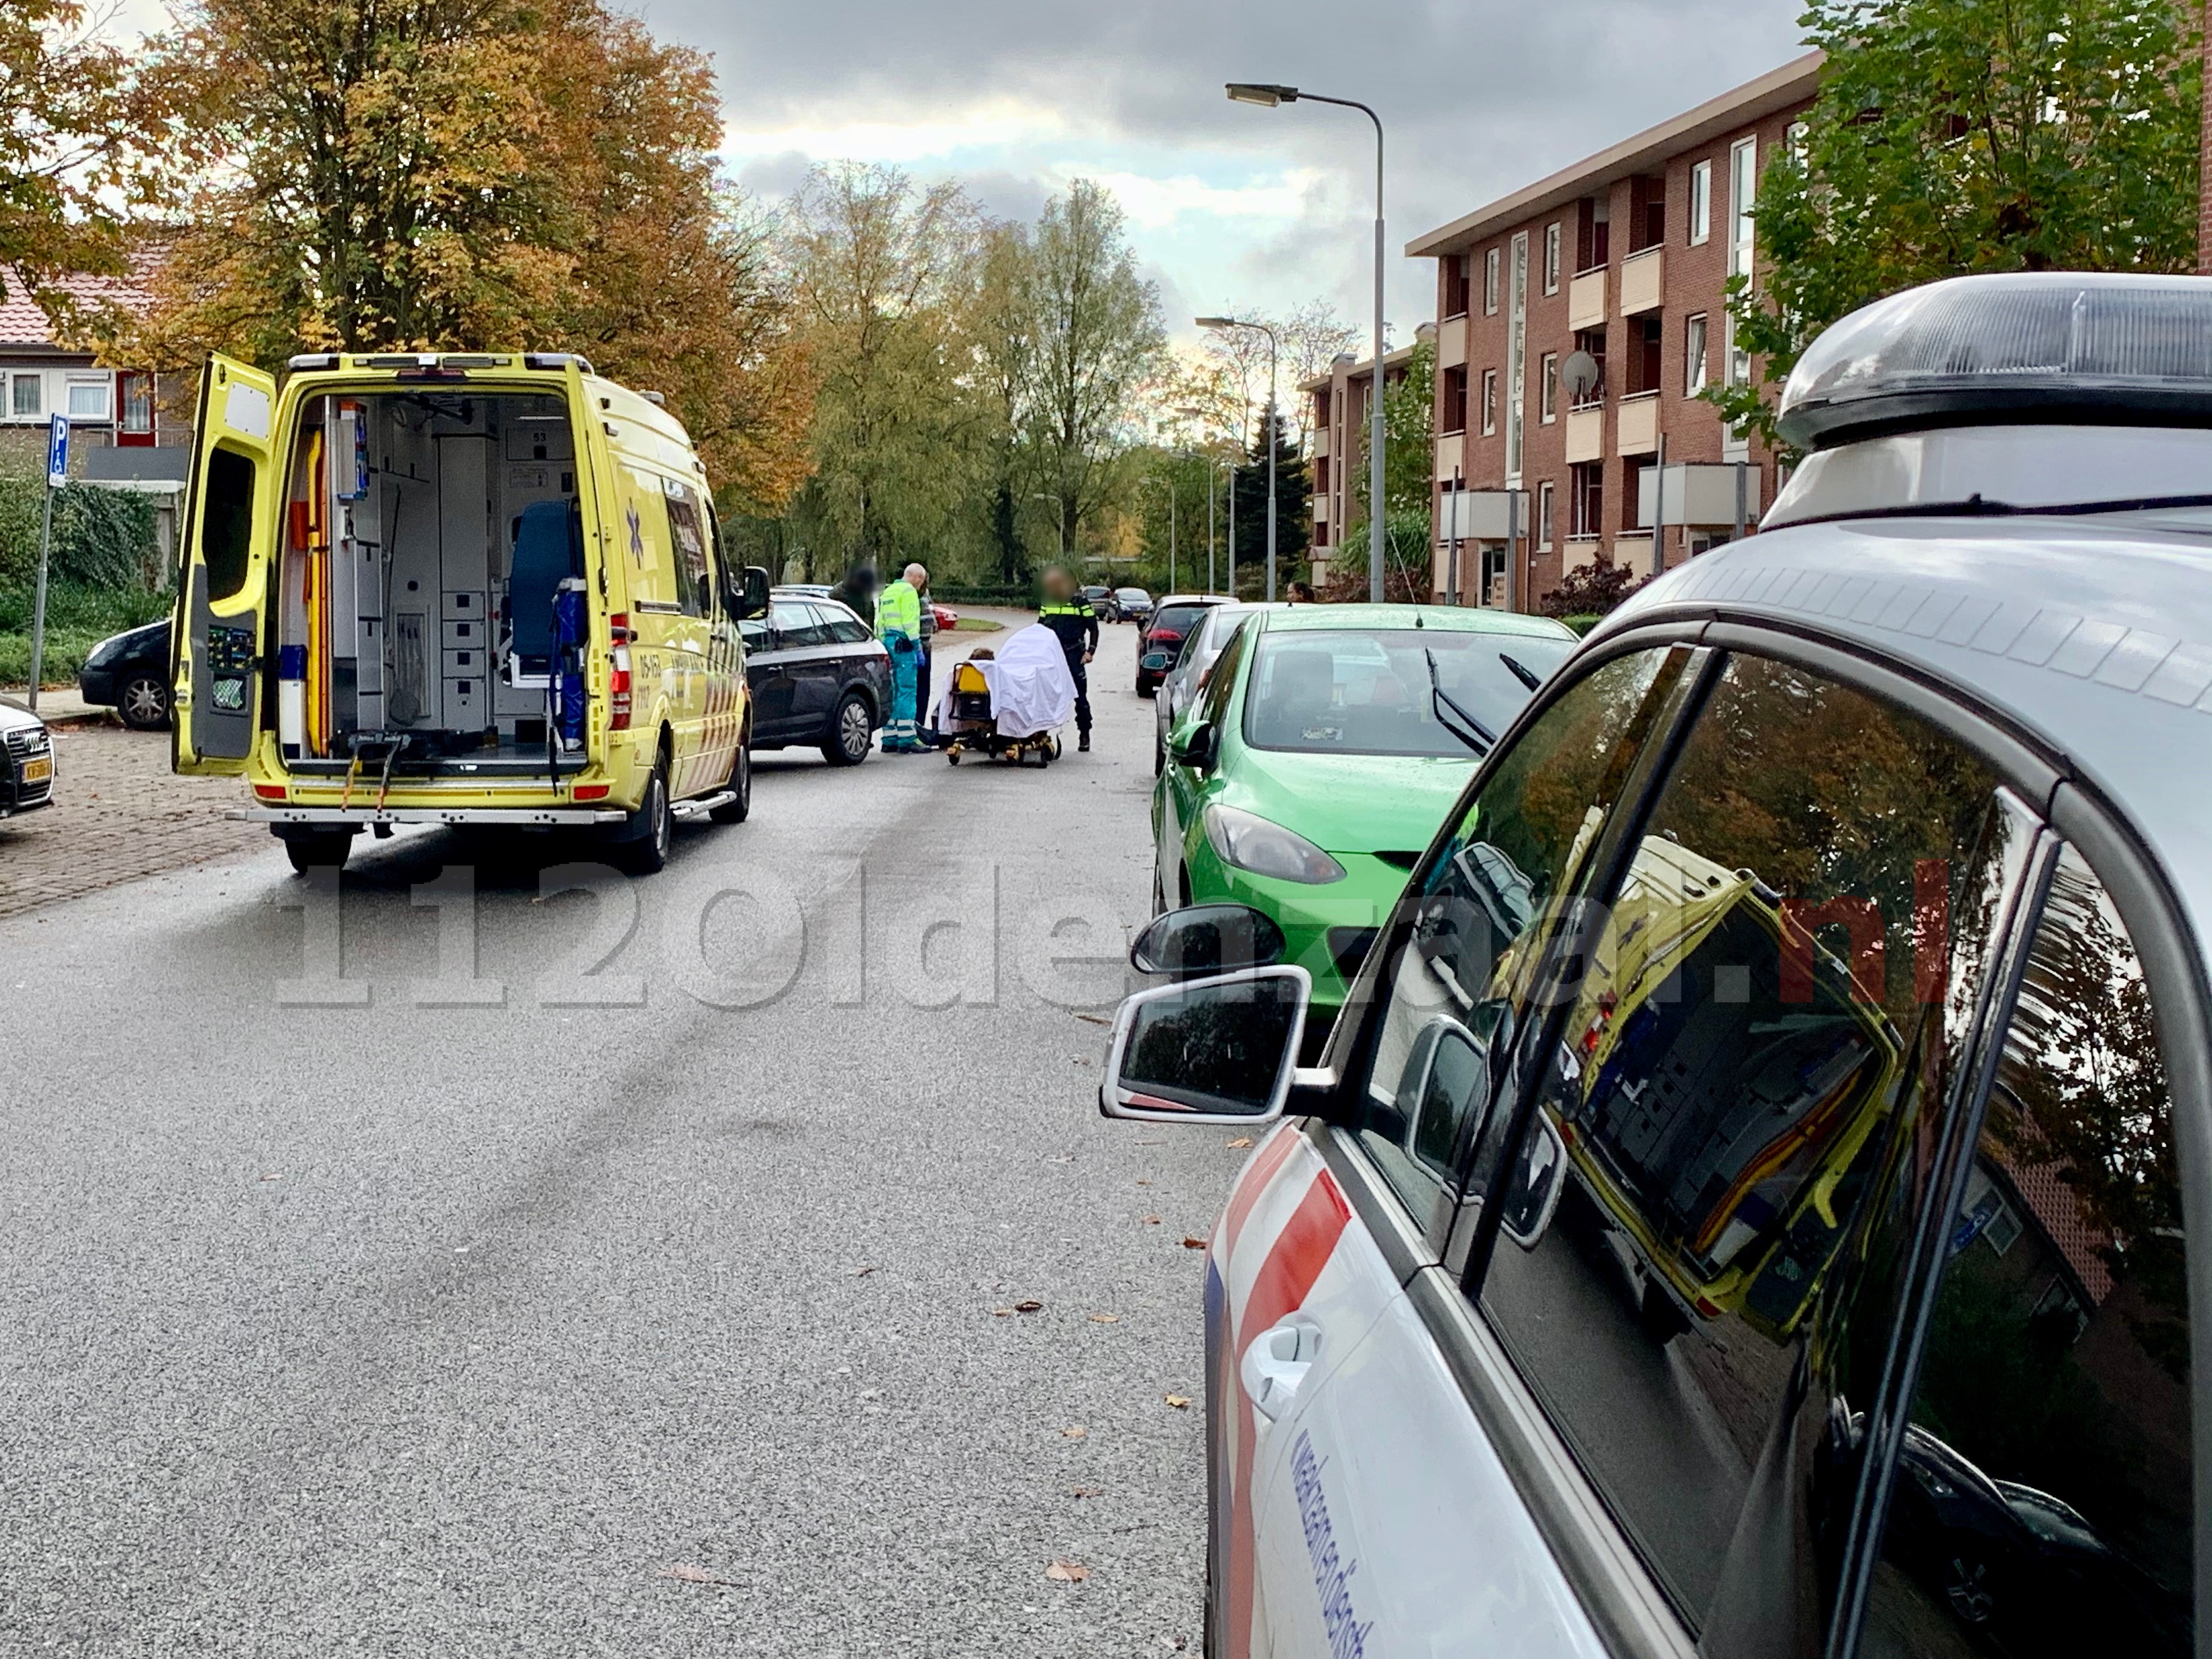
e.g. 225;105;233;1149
637;0;1809;351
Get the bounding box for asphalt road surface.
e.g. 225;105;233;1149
0;611;1235;1656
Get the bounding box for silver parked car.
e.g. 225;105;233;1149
1099;273;2209;1659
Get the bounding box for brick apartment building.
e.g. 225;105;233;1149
1301;334;1422;589
1410;51;1822;609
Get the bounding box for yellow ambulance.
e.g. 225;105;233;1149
171;351;769;875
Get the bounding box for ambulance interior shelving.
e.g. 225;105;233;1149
273;388;589;775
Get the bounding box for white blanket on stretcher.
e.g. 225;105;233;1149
931;623;1075;739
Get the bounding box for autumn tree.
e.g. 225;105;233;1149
0;0;167;318
1711;0;2202;448
780;161;981;577
1023;181;1166;569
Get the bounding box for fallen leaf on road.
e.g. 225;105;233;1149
1226;1136;1254;1149
1070;1486;1103;1498
1165;1394;1191;1409
1140;1214;1161;1225
992;1307;1015;1317
1182;1236;1209;1250
1014;1298;1043;1313
1047;1153;1074;1164
1136;1178;1152;1186
1073;1012;1109;1026
258;1173;281;1182
849;1264;875;1277
1046;1560;1090;1583
1088;1312;1121;1324
1062;1425;1088;1440
658;1563;736;1587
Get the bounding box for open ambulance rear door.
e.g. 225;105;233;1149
173;354;279;774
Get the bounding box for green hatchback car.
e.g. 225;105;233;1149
1152;603;1577;1039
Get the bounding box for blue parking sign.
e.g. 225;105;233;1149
45;413;67;486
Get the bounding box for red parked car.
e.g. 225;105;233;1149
1134;594;1226;697
929;602;959;631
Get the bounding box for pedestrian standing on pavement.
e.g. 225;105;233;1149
914;566;939;746
877;562;926;752
1037;564;1099;752
829;564;879;629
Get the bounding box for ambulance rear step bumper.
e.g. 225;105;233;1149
239;805;627;827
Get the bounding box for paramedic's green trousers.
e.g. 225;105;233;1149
884;635;919;749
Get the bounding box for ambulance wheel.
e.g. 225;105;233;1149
279;827;353;876
823;691;873;767
710;733;751;824
617;758;672;875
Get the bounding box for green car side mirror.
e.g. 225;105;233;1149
1168;718;1216;769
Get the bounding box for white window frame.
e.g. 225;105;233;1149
1505;231;1529;484
1480;368;1498;436
1543;223;1561;295
1483;247;1500;316
65;374;111;421
1540;351;1559;423
1536;479;1555;550
1685;314;1708;395
1689;160;1712;246
11;372;42;420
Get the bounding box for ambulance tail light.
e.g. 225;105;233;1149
607;614;634;731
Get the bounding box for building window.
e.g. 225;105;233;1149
1787;120;1809;169
1569;461;1604;538
1689;159;1712;245
1728;136;1758;388
1480;368;1498;436
1315;455;1331;495
67;377;110;421
1441;366;1469;435
11;374;40;418
121;374;152;434
1571;328;1607;409
1685;314;1708;394
1445;255;1472;319
1505;231;1528;480
1537;479;1555;550
1543;223;1561;295
1540;351;1559;422
1483;247;1500;315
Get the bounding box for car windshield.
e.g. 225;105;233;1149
1117;589;1148;602
1242;627;1572;758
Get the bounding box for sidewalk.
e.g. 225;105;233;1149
0;687;110;727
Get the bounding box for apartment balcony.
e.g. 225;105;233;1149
1565;403;1604;464
1434;432;1465;483
1314;493;1329;523
1568;267;1606;332
1437;314;1467;370
1620;246;1663;316
1314;426;1329;458
1616;392;1659;457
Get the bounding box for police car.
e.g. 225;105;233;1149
1101;273;2205;1659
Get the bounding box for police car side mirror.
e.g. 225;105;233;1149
1100;966;1310;1124
730;566;771;621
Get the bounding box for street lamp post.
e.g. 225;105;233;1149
1197;314;1279;601
1175;403;1219;595
1228;82;1384;604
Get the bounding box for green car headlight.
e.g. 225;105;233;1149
1204;803;1347;885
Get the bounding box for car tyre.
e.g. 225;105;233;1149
616;755;672;875
822;691;873;767
117;672;171;730
709;730;751;824
279;827;353;876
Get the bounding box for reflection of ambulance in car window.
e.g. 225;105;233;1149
171;351;773;875
1544;835;1904;1339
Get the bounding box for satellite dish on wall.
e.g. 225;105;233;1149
1562;350;1602;401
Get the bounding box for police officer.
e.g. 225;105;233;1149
1037;564;1099;751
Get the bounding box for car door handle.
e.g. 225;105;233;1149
1240;1316;1322;1422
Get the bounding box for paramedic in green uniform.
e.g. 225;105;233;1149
877;562;925;751
1037;565;1098;752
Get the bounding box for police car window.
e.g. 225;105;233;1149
823;608;872;645
1475;651;2020;1645
1353;647;1679;1221
1860;844;2192;1659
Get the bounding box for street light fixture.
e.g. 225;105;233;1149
1197;314;1279;602
1227;80;1385;604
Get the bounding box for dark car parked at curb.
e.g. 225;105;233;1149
742;597;890;766
0;700;54;817
78;619;173;730
1082;583;1113;620
1135;594;1224;696
1111;587;1153;624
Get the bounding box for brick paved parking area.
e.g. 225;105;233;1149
0;724;269;919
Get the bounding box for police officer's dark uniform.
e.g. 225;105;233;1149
1037;591;1101;750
